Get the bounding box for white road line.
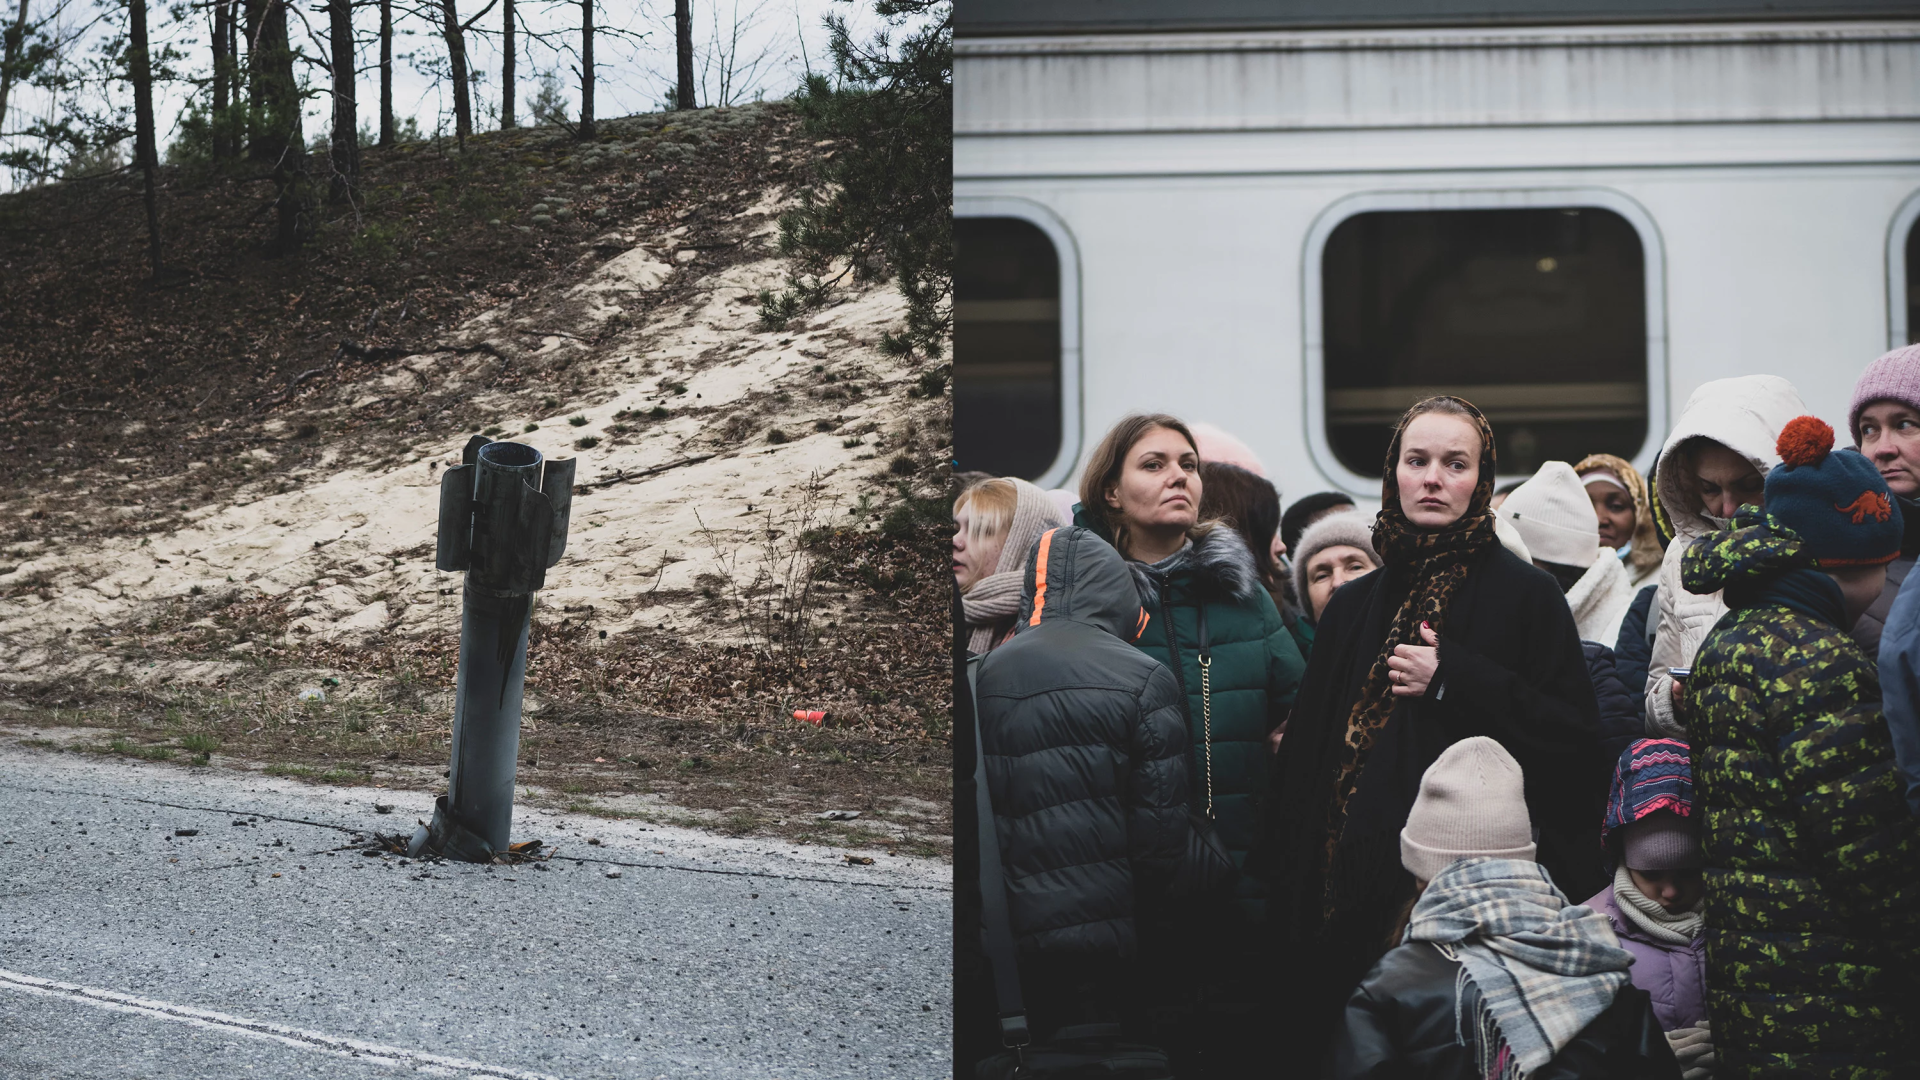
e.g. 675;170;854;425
0;968;568;1080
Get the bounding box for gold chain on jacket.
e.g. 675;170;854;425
1199;654;1215;819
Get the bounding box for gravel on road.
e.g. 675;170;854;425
0;746;951;1079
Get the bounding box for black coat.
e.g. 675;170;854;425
1584;642;1641;766
1326;942;1681;1080
977;526;1231;961
1611;584;1657;710
1264;544;1606;1027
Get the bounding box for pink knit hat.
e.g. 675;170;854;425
1848;343;1920;444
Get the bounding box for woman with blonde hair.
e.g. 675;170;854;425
1574;454;1664;591
953;476;1068;656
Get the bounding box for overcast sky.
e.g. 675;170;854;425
1;0;883;189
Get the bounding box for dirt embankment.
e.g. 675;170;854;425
0;103;954;857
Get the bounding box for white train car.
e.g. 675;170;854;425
952;1;1920;501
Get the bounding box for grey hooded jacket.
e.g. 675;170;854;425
977;526;1232;960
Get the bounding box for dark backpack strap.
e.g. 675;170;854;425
970;656;1031;1052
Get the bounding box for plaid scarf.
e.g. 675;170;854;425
1325;398;1499;877
1407;858;1632;1080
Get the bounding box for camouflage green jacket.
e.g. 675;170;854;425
1682;509;1920;1079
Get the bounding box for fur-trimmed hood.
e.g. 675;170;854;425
1129;524;1263;609
1069;503;1264;608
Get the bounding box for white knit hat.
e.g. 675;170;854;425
1497;461;1600;568
1401;736;1537;883
1492;514;1532;564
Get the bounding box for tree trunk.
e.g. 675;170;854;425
438;0;471;148
498;0;513;129
378;0;393;146
209;0;231;160
225;0;238;154
128;0;162;276
1;0;31;141
674;0;692;110
244;0;300;164
243;0;264;151
243;0;307;251
577;0;593;139
326;0;357;201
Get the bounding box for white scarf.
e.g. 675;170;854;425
1611;864;1704;945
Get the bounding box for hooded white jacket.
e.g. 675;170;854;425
1644;375;1809;737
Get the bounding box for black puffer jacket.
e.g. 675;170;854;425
978;526;1232;959
1584;642;1641;765
1327;942;1680;1080
1612;584;1657;706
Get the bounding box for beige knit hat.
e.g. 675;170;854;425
1401;736;1537;883
1497;461;1600;568
1290;510;1380;612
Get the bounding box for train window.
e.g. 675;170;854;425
1321;207;1648;477
954;217;1063;480
1907;213;1919;345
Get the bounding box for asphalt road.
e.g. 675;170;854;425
0;746;951;1080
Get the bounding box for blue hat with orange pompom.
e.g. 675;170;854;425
1765;416;1903;567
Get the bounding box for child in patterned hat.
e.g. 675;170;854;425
1679;416;1920;1078
1583;739;1713;1078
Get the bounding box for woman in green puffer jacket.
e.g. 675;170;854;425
1072;413;1306;1080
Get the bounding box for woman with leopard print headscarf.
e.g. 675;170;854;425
1261;396;1607;1063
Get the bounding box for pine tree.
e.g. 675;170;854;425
760;0;951;358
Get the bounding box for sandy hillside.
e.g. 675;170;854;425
1;238;940;678
0;107;952;851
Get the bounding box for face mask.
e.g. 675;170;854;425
1616;541;1633;561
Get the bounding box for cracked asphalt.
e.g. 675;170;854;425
0;745;951;1079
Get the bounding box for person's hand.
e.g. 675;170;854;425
1389;623;1440;697
1667;1021;1714;1080
1268;724;1286;755
1670;676;1687;715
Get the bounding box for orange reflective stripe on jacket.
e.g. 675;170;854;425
1028;528;1058;626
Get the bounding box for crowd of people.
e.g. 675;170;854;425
957;345;1920;1079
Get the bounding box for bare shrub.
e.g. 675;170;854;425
692;471;832;652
